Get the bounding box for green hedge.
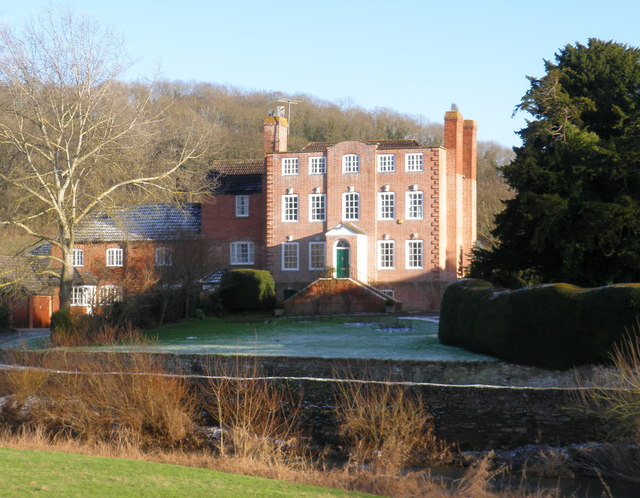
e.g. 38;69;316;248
219;269;276;312
438;279;640;369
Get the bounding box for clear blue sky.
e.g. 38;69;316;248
2;0;640;148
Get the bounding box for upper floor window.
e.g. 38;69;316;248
377;154;395;172
282;194;299;222
155;246;173;267
406;191;424;219
342;154;360;174
309;157;326;175
230;241;255;265
235;195;249;217
406;153;424;172
343;192;360;221
378;241;395;269
282;157;299;175
309;194;326;221
282;242;299;271
309;242;326;270
378;192;396;220
406;240;424;269
106;248;123;267
72;248;84;267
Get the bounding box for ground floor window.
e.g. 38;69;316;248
378;240;395;269
71;285;96;306
282;242;299;271
309;242;326;270
98;285;123;305
406;240;424;269
230;241;255;265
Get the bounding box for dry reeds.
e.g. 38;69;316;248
335;380;450;474
201;359;305;466
1;351;195;448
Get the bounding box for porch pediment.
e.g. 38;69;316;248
325;222;367;237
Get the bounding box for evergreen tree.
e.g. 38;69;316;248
471;39;640;287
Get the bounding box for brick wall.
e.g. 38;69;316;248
201;192;266;268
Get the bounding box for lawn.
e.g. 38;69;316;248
0;447;368;497
119;315;496;361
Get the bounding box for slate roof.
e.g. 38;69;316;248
75;203;201;243
0;255;52;294
209;160;264;195
300;139;422;153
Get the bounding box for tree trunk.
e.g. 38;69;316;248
58;245;74;310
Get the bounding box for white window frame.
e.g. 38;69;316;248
282;242;299;271
98;285;123;305
235;195;249;217
377;154;395;172
378;192;396;220
405;153;424;172
342;192;360;221
406;240;424;269
308;242;326;270
72;248;84;267
406;191;424;220
71;285;96;307
282;194;299;222
106;248;123;267
309;157;326;175
378;240;395;269
230;241;255;265
309;194;326;222
155;246;173;267
342;154;360;174
282;157;299;176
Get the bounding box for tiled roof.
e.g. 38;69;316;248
211;160;264;175
0;255;51;294
201;268;226;284
209;160;264;195
75;203;201;243
300;139;422;152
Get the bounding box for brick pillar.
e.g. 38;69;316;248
264;116;288;154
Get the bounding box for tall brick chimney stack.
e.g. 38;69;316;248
443;108;477;278
264;111;288;155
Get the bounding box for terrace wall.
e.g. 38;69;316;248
4;352;606;450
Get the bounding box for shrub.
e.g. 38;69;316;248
2;351;196;448
219;270;276;313
335;381;449;473
439;279;640;369
0;299;12;331
201;359;303;464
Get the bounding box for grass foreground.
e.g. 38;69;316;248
0;447;369;497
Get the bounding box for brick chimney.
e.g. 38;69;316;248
264;115;288;154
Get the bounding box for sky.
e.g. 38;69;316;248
1;0;640;148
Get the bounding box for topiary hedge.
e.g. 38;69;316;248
438;279;640;369
219;269;276;312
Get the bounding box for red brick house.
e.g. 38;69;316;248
205;108;477;311
10;108;476;320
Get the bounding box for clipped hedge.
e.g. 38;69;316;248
438;279;640;369
219;269;276;312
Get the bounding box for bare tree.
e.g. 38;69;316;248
0;9;211;309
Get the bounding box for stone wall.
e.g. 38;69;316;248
3;351;607;450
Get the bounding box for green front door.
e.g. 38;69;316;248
336;246;350;278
